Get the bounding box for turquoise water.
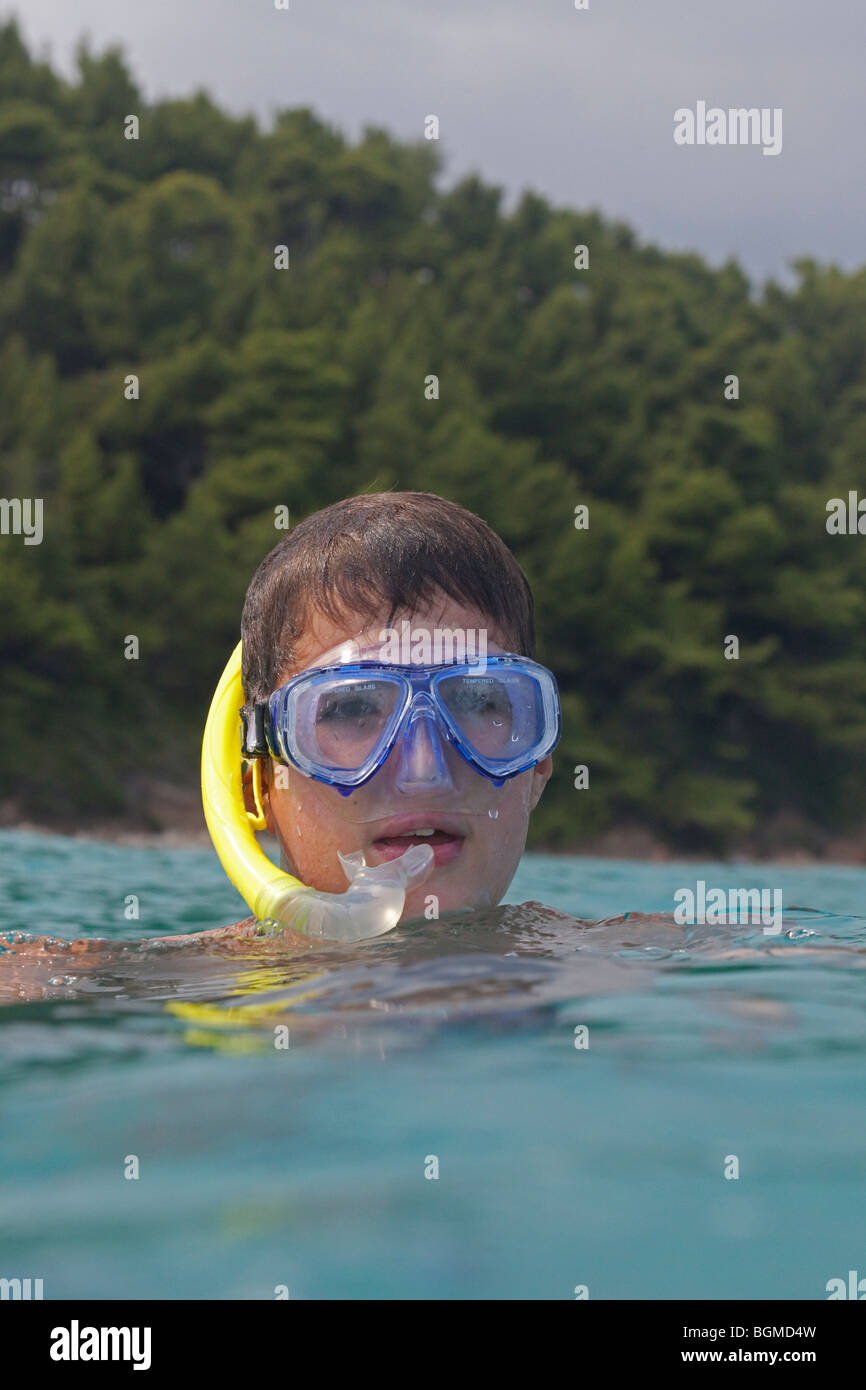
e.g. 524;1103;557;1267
1;828;865;1300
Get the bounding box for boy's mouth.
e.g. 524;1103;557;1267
369;814;467;867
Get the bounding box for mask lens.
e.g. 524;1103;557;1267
299;677;400;770
439;673;514;757
438;669;539;765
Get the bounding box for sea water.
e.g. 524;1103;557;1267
0;829;864;1300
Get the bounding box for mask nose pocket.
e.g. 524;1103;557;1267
392;693;454;794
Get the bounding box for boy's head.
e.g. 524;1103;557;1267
240;492;553;920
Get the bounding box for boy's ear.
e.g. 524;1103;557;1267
529;755;553;811
261;762;280;836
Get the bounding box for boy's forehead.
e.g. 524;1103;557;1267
285;600;508;676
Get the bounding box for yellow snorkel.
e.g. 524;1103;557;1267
201;642;434;942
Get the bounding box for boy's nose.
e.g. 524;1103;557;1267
392;697;455;795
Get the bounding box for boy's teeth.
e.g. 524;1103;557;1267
396;828;435;836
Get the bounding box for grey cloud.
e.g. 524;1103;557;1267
14;0;866;283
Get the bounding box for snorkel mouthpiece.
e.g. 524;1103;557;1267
202;642;434;943
253;843;434;942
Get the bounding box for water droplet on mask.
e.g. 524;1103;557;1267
488;808;499;820
510;732;519;743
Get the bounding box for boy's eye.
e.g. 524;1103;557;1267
443;678;510;717
316;687;387;723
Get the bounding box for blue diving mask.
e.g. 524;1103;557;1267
244;652;561;825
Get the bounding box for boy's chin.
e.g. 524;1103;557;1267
401;877;492;923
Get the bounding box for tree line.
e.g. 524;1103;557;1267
2;18;865;854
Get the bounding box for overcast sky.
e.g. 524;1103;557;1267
11;0;865;286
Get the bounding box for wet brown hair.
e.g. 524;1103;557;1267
241;491;535;706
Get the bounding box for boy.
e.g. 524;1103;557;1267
0;491;559;985
231;490;558;929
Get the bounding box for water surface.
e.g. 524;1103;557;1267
0;830;864;1299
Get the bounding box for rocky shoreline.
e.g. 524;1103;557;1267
3;784;866;865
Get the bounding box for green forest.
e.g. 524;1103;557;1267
2;17;866;855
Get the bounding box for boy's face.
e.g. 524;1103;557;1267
258;592;553;921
